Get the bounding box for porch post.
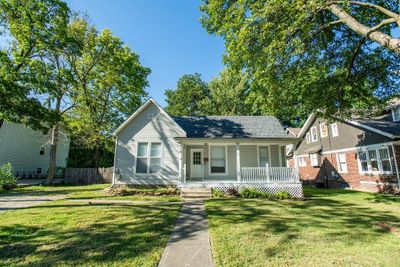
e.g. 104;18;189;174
236;143;241;182
178;143;183;183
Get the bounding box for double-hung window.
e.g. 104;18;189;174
392;107;400;122
136;142;162;173
319;123;328;138
337;153;348;173
210;146;226;174
306;133;311;143
310;126;318;142
357;147;392;174
331;123;339;137
258;146;270;167
298;157;306;167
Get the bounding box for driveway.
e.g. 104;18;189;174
0;194;66;212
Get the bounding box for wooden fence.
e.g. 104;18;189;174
64;167;113;185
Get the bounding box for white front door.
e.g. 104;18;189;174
190;149;203;179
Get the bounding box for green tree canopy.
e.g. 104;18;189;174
165;73;210;116
200;0;400;119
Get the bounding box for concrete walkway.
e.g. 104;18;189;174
0;194;66;212
159;200;214;267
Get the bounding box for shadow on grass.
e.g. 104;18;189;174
0;202;181;266
205;190;400;261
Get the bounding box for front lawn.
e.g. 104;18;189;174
206;187;400;267
1;184;181;202
0;196;181;266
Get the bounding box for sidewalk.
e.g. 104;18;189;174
158;200;214;267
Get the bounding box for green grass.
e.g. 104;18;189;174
205;187;400;267
1;184;181;202
0;184;182;266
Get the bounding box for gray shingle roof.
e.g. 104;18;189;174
354;113;400;137
173;116;289;138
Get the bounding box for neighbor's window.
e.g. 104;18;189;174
392;107;400;122
310;153;319;166
136;142;162;173
258;146;270;167
358;151;368;172
306;133;311;144
358;147;392;174
210;146;226;174
298;157;306;167
319;123;328;138
337;153;348;173
331;123;339;137
39;146;45;155
310;126;318;142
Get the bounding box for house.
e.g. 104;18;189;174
290;103;400;192
0;120;70;178
112;98;303;197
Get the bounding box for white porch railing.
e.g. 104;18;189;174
241;166;300;183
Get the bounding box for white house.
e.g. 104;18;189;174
0;120;70;178
112;98;303;197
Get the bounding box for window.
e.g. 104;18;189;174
210;146;226;174
337;153;348;173
147;113;154;120
298;157;306;167
392;107;400;122
136;142;162;173
39;146;45;155
358;151;368;172
310;126;318;142
379;148;391;172
331;123;339;137
357;147;392;174
258;146;270;167
306;133;311;144
310;153;319;166
319;123;328;138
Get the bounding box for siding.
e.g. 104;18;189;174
0;121;70;177
115;102;186;185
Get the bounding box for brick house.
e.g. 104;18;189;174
288;103;400;193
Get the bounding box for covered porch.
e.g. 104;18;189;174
176;139;300;184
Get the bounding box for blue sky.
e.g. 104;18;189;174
66;0;225;106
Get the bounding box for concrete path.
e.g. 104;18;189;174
158;200;214;267
0;194;66;212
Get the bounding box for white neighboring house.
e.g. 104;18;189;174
0;120;70;178
112;98;303;197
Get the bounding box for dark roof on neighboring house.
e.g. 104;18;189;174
353;113;400;137
173;116;290;138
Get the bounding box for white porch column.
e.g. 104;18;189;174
178;143;183;182
391;144;400;188
236;143;241;182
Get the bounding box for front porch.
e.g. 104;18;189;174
178;141;299;182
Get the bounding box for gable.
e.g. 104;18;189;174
115;100;186;140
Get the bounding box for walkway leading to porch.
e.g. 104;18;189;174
158;201;214;267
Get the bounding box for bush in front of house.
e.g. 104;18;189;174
211;188;225;198
275;191;292;199
0;163;17;191
104;185;180;196
240;188;273;199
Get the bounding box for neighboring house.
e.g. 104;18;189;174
290;104;400;192
112;98;303;197
0;120;70;178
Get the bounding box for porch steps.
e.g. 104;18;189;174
180;187;212;200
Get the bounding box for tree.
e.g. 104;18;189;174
165;73;210;116
200;0;400;120
66;21;150;169
208;68;251;115
0;0;70;130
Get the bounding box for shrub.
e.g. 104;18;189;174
275;191;292;199
226;187;240;197
240;188;272;199
211;188;225;198
0;163;17;191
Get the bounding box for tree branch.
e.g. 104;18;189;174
349;1;400;24
328;4;400;55
369;17;397;32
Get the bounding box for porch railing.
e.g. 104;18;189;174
241;166;299;183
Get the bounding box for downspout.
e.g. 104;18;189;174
112;136;118;186
391;143;400;188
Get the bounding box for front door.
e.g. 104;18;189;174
190;149;203;179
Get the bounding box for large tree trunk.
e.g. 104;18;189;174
328;4;400;55
47;123;59;185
